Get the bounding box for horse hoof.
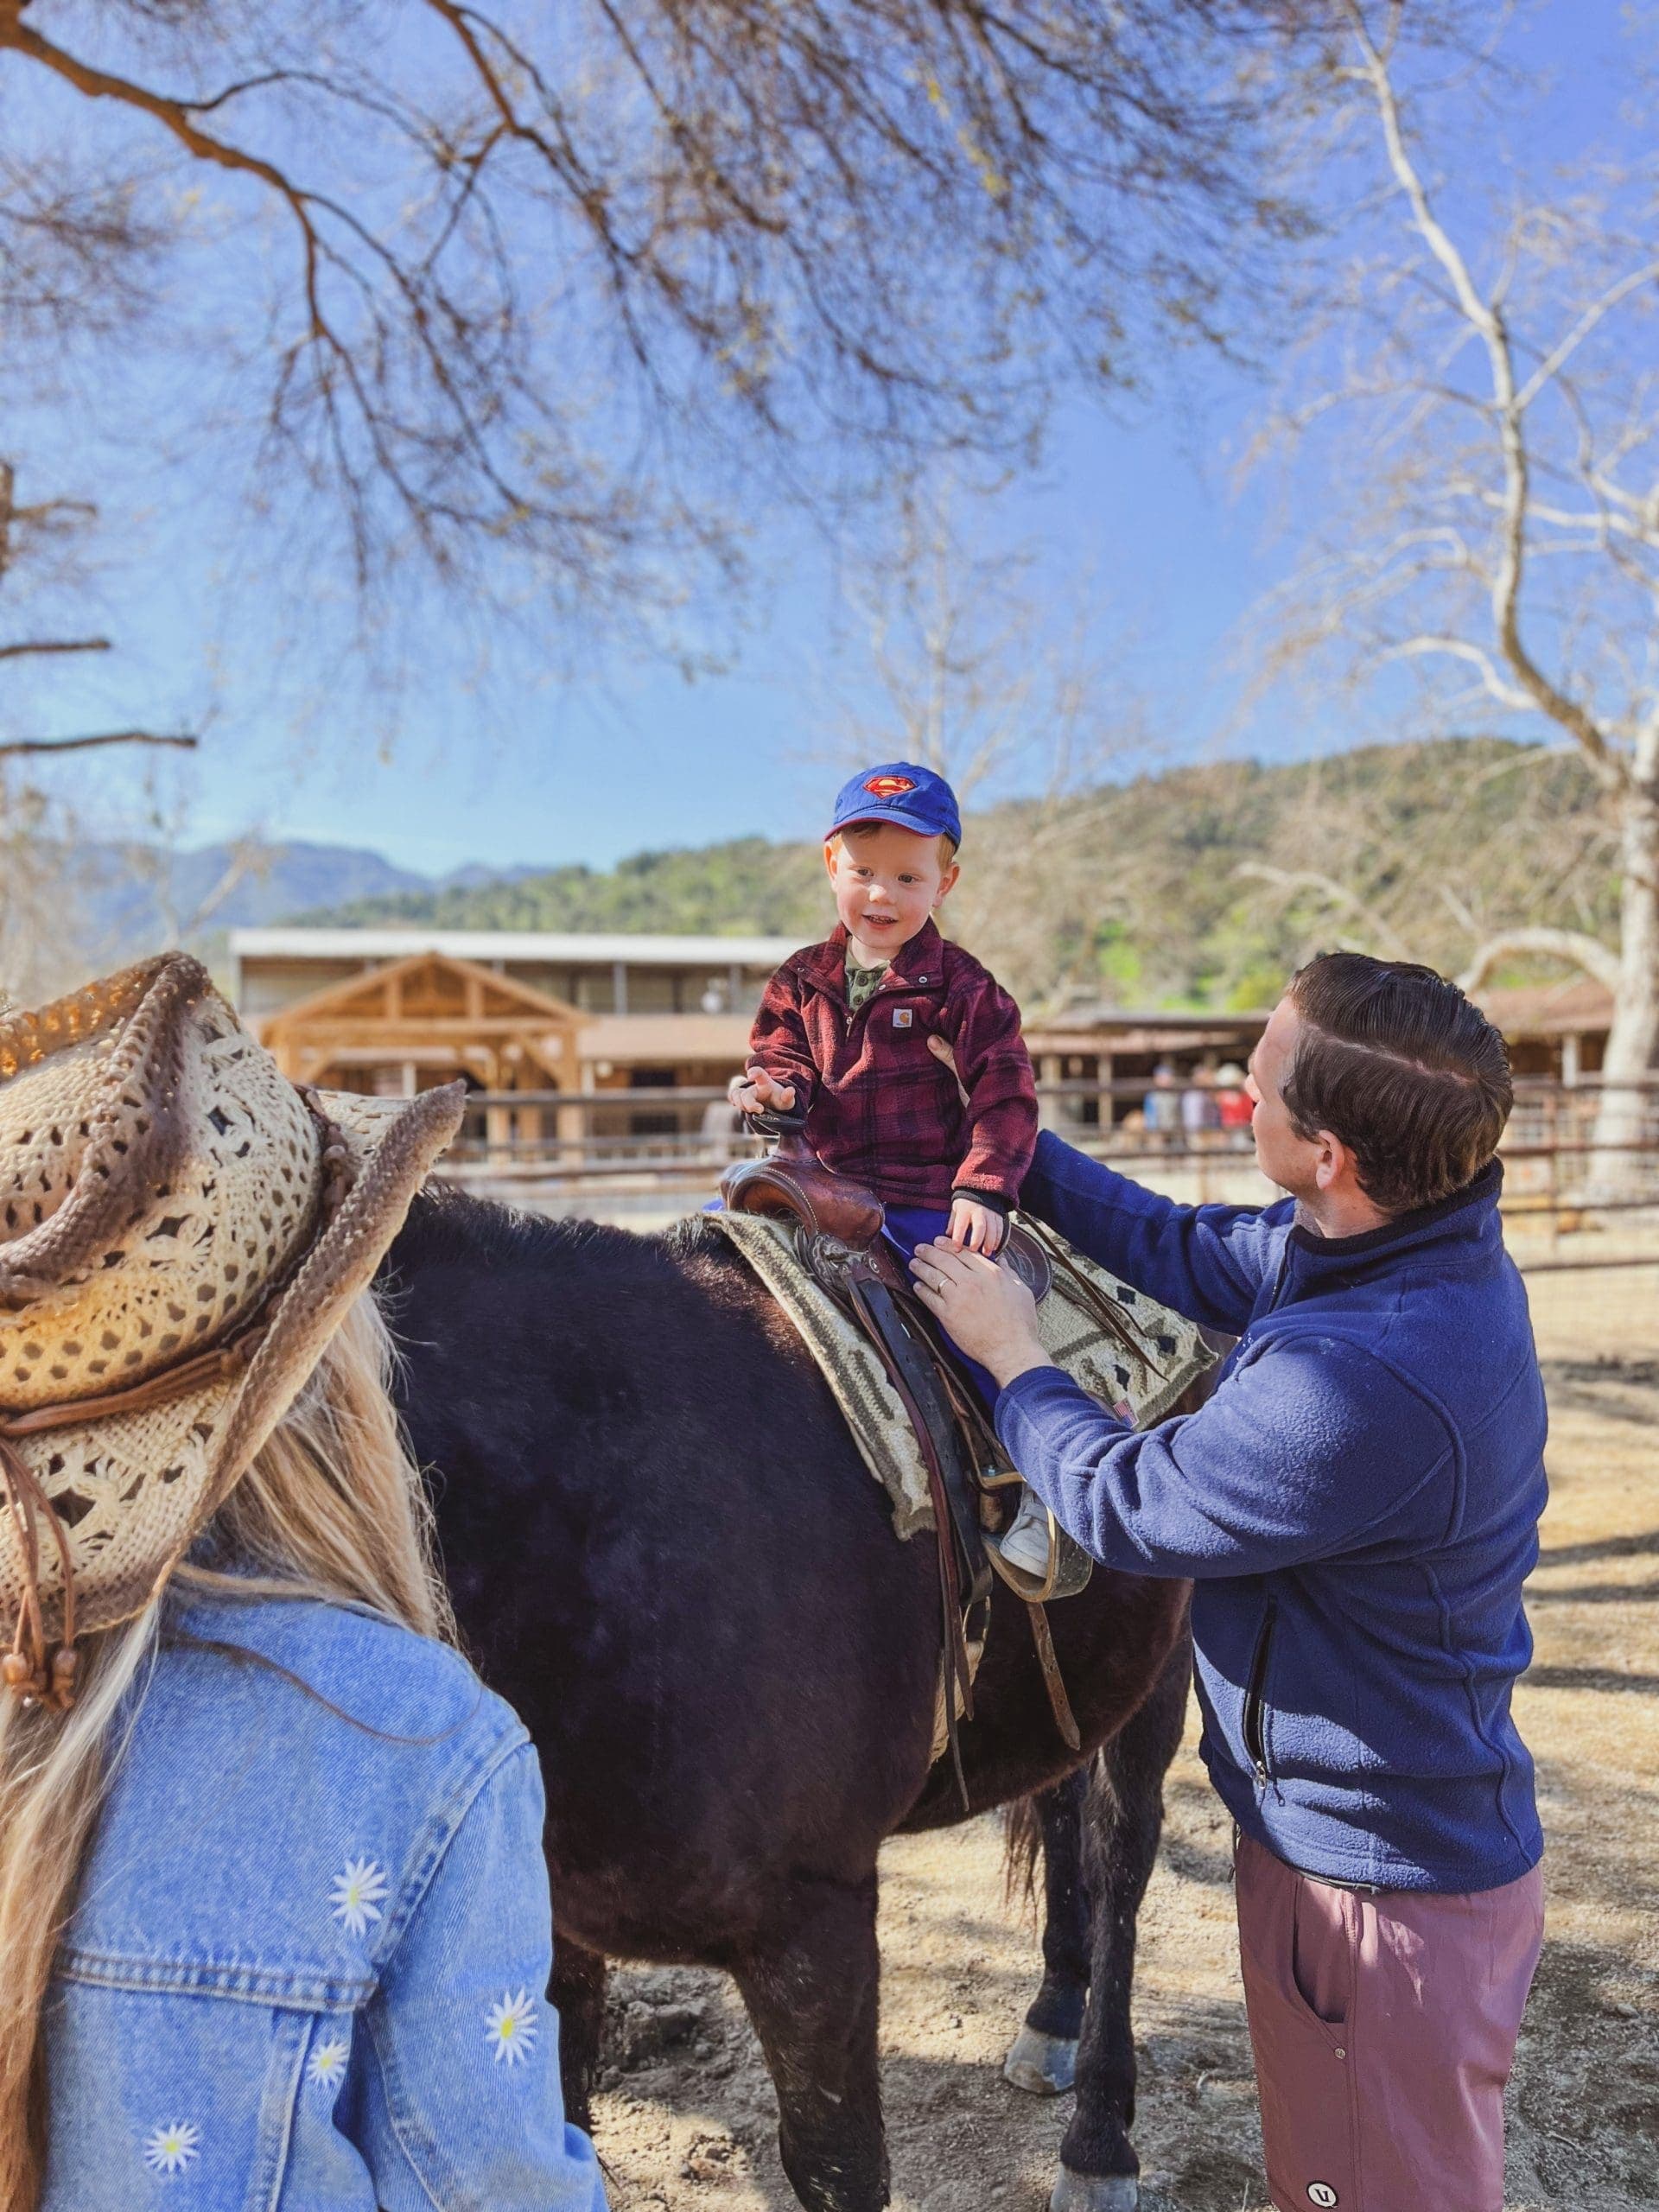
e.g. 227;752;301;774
1049;2170;1138;2212
1002;2025;1078;2095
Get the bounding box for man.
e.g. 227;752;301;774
911;952;1546;2212
1142;1059;1179;1151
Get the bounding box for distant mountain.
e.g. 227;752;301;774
57;840;538;975
46;737;1613;1015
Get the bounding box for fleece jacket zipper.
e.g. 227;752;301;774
1243;1597;1279;1791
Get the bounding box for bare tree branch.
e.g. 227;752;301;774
1236;859;1414;960
1377;635;1535;712
1458;928;1623;999
0;2;1328;612
1515;258;1659;413
0;732;197;760
1342;0;1625;791
0;637;110;662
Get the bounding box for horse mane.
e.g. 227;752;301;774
391;1177;730;1287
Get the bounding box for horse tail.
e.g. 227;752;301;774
1003;1794;1044;1911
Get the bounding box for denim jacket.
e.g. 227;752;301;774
44;1589;606;2210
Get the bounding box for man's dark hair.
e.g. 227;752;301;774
1281;952;1512;1217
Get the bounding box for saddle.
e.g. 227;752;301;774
721;1111;1090;1798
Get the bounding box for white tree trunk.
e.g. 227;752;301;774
1587;773;1659;1191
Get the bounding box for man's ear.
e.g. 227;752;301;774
1313;1130;1354;1195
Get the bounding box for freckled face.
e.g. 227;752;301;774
825;822;958;954
1245;996;1324;1197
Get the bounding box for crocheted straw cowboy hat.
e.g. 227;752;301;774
0;953;465;1710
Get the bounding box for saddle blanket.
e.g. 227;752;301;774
704;1211;1214;1540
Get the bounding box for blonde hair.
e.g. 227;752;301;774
0;1294;449;2209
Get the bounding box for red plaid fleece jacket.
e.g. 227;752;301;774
746;920;1039;1208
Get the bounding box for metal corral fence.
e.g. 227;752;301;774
441;1075;1659;1269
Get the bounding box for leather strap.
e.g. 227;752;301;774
841;1264;985;1809
1024;1599;1082;1753
1019;1214;1162;1376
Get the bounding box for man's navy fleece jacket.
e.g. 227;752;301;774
999;1135;1547;1894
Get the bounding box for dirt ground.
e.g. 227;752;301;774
590;1260;1659;2212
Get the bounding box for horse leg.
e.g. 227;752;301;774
1052;1640;1190;2212
550;1929;609;2134
1005;1766;1091;2096
733;1871;887;2212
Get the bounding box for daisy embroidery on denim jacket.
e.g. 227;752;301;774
485;1988;538;2065
330;1855;389;1937
308;2034;350;2089
143;2120;200;2174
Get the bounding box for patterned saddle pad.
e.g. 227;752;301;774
703;1211;1213;1541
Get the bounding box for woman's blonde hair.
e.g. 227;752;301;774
0;1294;450;2210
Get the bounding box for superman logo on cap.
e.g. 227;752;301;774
864;774;918;798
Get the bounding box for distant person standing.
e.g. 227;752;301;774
1181;1065;1221;1148
1215;1061;1255;1145
1142;1060;1179;1151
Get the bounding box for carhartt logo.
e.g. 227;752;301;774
1307;2186;1338;2209
893;1007;913;1028
863;773;917;798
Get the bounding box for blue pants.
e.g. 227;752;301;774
881;1205;1000;1412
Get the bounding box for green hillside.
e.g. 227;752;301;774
308;739;1614;1014
316;835;828;941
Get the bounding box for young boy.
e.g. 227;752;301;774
731;760;1052;1576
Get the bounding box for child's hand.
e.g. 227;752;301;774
947;1195;1005;1255
730;1065;797;1116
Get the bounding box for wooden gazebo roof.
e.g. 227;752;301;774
256;949;591;1089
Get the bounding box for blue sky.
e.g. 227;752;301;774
60;380;1271;874
30;3;1640;877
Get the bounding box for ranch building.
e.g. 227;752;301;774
227;928;1611;1163
228;927;1274;1155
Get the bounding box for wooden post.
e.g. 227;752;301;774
515;1065;545;1157
1038;1053;1065;1131
556;1092;587;1163
485;1104;513;1161
484;1051;512;1162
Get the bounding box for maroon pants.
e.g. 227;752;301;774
1234;1832;1544;2212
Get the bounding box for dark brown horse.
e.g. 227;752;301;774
381;1185;1194;2212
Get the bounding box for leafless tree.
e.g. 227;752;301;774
0;461;194;756
0;457;199;992
1231;741;1617;982
823;477;1149;1009
1254;2;1659;1176
0;0;1329;629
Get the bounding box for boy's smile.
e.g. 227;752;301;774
824;819;959;970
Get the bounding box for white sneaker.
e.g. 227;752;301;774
995;1491;1052;1580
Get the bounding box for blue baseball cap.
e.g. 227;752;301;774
828;761;962;847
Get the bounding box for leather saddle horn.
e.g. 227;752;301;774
720;1110;887;1247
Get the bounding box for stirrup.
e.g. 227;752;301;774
984;1510;1093;1604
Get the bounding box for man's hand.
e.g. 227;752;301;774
947;1195;1005;1255
908;1239;1054;1389
730;1064;797;1116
